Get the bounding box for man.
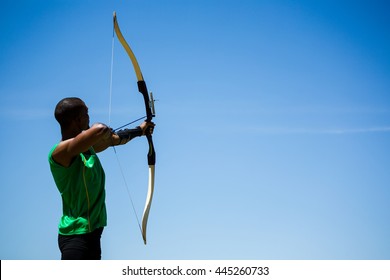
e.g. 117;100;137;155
48;97;154;260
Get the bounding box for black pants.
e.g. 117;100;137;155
58;227;104;260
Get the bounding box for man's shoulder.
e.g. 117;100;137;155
48;143;59;160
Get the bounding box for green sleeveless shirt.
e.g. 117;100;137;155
48;145;107;235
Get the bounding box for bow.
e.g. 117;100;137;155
113;12;156;245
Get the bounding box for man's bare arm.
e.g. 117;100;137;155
93;121;155;153
92;132;120;153
52;123;111;167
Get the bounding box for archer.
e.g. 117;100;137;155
48;97;154;260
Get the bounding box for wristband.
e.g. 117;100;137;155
116;126;143;144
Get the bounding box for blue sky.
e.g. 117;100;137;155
0;0;389;260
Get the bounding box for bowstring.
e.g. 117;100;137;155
109;23;143;235
108;27;114;127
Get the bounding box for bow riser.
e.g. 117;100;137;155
137;81;153;120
